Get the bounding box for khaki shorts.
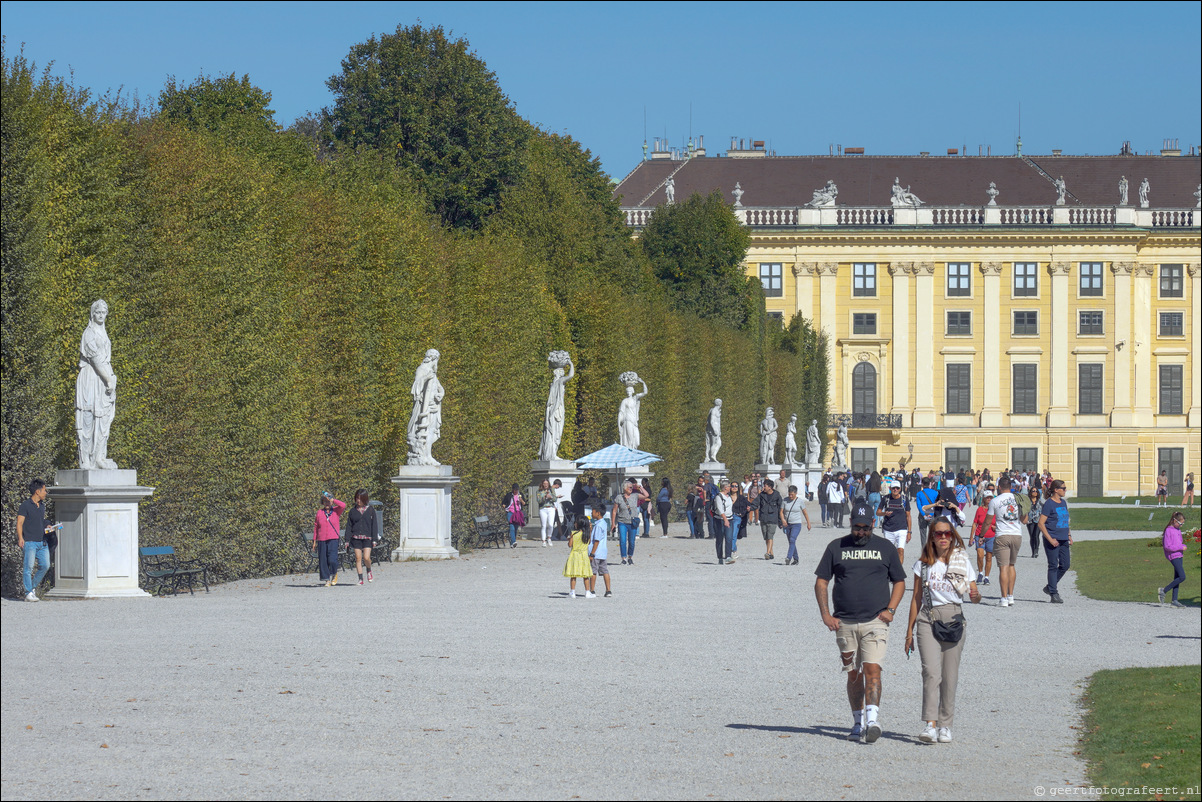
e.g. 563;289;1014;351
590;557;609;576
993;535;1023;567
761;523;778;541
835;618;890;671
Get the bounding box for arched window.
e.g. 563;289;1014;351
852;362;877;418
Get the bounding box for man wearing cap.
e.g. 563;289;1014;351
877;481;912;565
814;501;907;743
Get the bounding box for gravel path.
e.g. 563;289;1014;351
3;505;1198;801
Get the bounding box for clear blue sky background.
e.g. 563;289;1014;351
3;1;1200;179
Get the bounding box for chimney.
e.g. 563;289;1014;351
1051;149;1062;156
947;148;958;156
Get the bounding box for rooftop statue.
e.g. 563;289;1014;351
1139;177;1150;208
890;177;923;208
1118;175;1128;206
1053;176;1067;206
806;180;838;208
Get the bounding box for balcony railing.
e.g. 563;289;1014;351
829;413;904;429
621;205;1198;229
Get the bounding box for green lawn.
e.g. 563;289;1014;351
1073;538;1200;606
1068;507;1201;533
1071;496;1191;506
1080;665;1202;801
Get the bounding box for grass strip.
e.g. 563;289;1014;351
1080;665;1201;801
1068;507;1200;533
1073;539;1200;606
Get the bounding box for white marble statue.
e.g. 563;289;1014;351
784;414;799;466
704;398;722;463
1139;177;1150;208
1195;184;1201;208
890;177;923;208
804;419;821;466
732;182;744;208
832;421;849;469
75;299;118;470
806;180;838;208
1119;176;1129;206
664;176;675;205
617;372;648;450
406;349;445;466
986;182;999;206
538;351;574;461
758;407;778;465
1054;176;1067;206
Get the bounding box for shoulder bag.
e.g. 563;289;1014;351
921;562;965;644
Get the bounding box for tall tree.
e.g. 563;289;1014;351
324;23;530;230
639;190;759;330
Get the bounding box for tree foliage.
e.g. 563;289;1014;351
638;191;761;330
324;23;530;230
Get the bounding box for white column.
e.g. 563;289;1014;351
1189;263;1200;428
794;262;816;323
888;262;912;424
912;262;936;426
1046;262;1072;427
980;262;1004;426
819;262;839;411
1110;262;1134;426
1132;264;1155;426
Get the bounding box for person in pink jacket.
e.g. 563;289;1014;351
312;491;346;587
1158;511;1188;608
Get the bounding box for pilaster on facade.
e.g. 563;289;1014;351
1110;262;1135;426
818;262;839;410
979;262;1004;427
1046;262;1073;427
793;261;818;322
1132;264;1156;426
912;262;937;426
888;262;913;424
1189;263;1201;427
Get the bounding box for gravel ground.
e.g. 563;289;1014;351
3;504;1198;801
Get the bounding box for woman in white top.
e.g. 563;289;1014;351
903;518;981;744
779;485;812;565
536;479;558;547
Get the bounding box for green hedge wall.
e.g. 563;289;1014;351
1;55;826;594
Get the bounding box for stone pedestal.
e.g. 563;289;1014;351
45;469;154;599
525;459;583;540
391;465;460;560
754;463;784;478
698;461;727;481
806;467;824;495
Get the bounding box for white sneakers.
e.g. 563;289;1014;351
919;724;938;743
25;592;39;602
585;591;596;598
937;727;953;743
569;590;576;598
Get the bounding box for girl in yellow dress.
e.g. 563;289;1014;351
563;515;594;598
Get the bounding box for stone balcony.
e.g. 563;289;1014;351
828;413;904;430
622;205;1199;229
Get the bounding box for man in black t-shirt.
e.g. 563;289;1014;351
814;502;906;743
16;478;54;602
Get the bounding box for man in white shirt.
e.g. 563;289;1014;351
984;477;1028;607
826;472;847;528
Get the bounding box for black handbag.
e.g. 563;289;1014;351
922;563;966;643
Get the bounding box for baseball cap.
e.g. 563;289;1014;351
850;503;874;528
984;489;995;498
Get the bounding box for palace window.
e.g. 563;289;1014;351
1012;310;1039;336
1078;311;1104;335
1078;364;1104;415
853;263;877;297
1012;364;1038;415
1013;262;1038;297
1079;263;1103;297
852;313;877;335
946;364;972;414
759;263;782;297
946;311;972;336
1159;312;1183;337
1159;365;1183;415
947;263;971;297
1159;264;1183;298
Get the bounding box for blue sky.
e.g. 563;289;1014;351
3;1;1200;179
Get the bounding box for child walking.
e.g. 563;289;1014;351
563;515;594;598
1158;511;1188;608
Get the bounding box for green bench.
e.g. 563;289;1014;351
139;546;210;596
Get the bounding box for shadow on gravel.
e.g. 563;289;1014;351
728;723;918;745
1155;634;1201;640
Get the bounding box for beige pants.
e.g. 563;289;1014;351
915;604;966;727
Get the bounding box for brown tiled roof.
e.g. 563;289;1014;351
613;154;1202;209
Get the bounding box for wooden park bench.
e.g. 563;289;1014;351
139;546;210;596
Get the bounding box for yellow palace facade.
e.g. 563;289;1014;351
616;146;1201;495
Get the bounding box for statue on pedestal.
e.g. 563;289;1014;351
890;177;923;208
617;372;648;450
664;176;675;205
1054;176;1067;206
805;419;821;466
76;299;119;470
806;180;838;208
1118;176;1129;206
1139;177;1150;208
406;349;444;466
832;421;849;469
784;414;799;466
539;351;574;461
759;407;778;465
986;182;999;206
704;399;722;463
732;182;744;208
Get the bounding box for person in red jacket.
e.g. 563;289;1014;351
312;491;346;587
970;487;996;587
